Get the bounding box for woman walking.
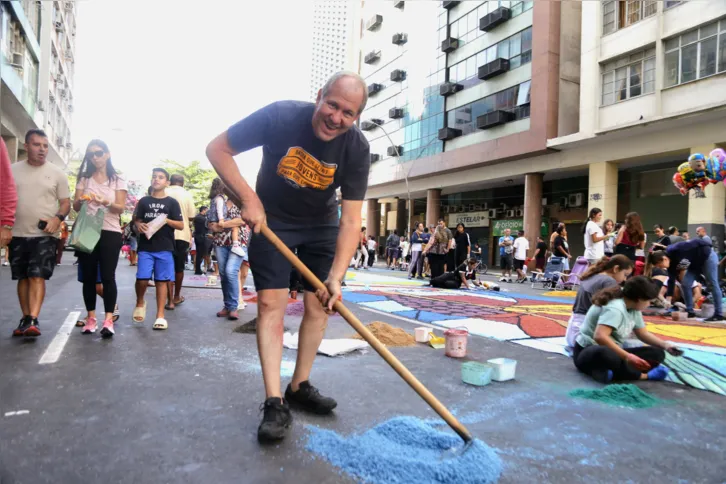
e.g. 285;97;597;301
583;208;608;265
453;223;471;269
615;212;645;262
422;225;450;279
408;222;425;279
72;140;127;337
208;179;245;320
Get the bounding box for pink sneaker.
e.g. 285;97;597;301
82;317;98;334
100;320;115;338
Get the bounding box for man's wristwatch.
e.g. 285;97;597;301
55;213;66;222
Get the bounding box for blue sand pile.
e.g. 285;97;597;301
306;416;501;484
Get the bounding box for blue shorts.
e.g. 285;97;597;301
129;237;138;251
137;251;174;282
77;261;102;284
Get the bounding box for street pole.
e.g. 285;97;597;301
373;123;439;239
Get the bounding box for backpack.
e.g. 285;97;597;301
206;196;228;224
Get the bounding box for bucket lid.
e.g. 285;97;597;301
444;328;468;336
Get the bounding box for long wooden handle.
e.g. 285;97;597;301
260;224;473;443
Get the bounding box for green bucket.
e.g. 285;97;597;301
461;361;493;387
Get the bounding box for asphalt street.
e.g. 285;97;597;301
0;260;724;483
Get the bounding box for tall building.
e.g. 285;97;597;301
1;0;77;167
358;0;726;265
309;0;360;101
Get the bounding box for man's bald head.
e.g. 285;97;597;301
312;71;368;142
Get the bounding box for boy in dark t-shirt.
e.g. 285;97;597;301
206;73;370;444
132;168;184;330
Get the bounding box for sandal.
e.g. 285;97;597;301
152;318;168;330
132;302;147;323
76;317;86;328
112;304;120;322
174;296;185;306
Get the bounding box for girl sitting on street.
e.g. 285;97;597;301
565;255;633;348
644;251;670;308
573;276;682;383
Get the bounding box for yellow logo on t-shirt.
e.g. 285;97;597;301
276;147;337;190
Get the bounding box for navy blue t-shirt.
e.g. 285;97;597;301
227;101;371;226
134;195;183;253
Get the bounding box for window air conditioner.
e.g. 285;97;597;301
478;58;510;81
458;205;467;213
10;52;24;69
449;206;458;213
366;14;383;31
387;145;403;157
360;121;377;131
390;69;406;82
568;193;584;207
559;197;569;208
364;51;381;64
392;33;408;45
54;21;64;31
370;153;381;163
394;1;405;9
368;83;383;96
441;37;459;53
515;209;524;217
476;110;514;130
506;210;515;218
487;209;498;218
37;101;45;112
469;204;476;212
65;142;73;149
389;107;404;119
443;1;460;9
438;127;462;140
439;82;463;97
479;7;511;32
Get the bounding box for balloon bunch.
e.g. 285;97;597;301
673;148;726;197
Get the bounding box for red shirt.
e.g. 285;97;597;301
0;138;17;227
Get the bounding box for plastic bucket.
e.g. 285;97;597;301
444;328;468;358
414;327;430;343
461;362;493;387
487;358;517;381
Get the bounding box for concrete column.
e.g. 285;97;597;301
426;189;441;227
688;144;724;252
395;199;407;236
381;203;389;234
4;137;19;163
588;161;619;222
366;199;380;239
523;173;543;262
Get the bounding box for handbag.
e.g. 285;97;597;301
70;203;105;254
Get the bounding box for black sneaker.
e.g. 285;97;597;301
12;316;31;337
284;381;337;415
257;397;292;444
24;318;41;337
687;312;698;319
704;315;724;323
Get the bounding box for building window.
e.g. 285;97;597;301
448;1;533;48
601;48;655;105
664;0;682;8
445;80;531;137
664;20;726;88
603;0;657;35
449;27;532;89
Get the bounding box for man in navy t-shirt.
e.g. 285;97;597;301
206;72;370;443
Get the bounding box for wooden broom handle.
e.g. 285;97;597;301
259;224;473;443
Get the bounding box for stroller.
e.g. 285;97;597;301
555;256;589;290
531;257;566;289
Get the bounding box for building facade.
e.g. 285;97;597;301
358;0;726;265
309;0;360;102
1;0;76;167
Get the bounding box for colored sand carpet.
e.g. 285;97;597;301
569;384;662;409
306;416;501;484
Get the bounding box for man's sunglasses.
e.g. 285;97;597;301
88;150;105;158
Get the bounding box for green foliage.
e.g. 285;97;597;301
159;159;217;209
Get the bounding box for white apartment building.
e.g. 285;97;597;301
358;0;726;265
309;0;360;101
1;0;77;167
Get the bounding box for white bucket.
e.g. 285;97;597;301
487;358;517;382
414;327;430;343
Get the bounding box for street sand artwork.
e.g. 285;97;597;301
342;271;726;396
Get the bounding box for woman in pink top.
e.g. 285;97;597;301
72;140;128;337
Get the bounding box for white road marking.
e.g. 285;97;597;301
39;311;80;365
355;306;438;329
4;410;30;417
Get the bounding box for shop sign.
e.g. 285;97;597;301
492;219;549;236
448;211;490;228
